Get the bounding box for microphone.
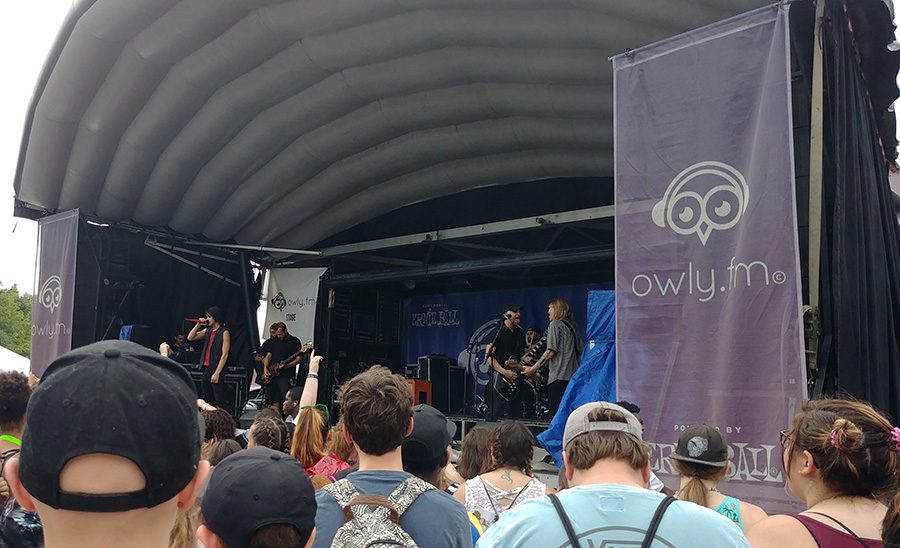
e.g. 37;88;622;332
185;317;205;323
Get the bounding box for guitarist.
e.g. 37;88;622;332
522;298;582;419
484;305;526;422
258;322;304;407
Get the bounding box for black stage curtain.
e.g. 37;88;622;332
819;0;900;421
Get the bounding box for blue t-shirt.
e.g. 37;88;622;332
477;484;750;548
313;470;473;548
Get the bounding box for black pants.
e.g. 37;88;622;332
548;379;569;419
264;374;293;408
202;366;229;409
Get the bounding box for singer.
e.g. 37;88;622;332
484;305;526;421
187;305;230;407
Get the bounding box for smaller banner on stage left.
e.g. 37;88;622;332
30;209;79;377
264;268;326;344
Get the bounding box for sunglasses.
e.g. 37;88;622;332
779;430;791;449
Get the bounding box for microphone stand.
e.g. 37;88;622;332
473;315;508;416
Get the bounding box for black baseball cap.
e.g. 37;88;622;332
501;304;523;314
403;404;457;462
202;447;316;547
18;340;202;512
669;424;729;467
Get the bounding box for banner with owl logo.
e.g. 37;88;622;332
263;267;327;345
613;5;805;512
30;209;79;377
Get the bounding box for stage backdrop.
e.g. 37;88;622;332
30;209;79;377
403;284;601;410
264;268;326;345
614;5;806;513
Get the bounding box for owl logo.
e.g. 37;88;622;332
651;161;749;246
270;292;287;311
38;275;63;314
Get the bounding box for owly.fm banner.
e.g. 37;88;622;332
614;5;806;513
264;268;326;344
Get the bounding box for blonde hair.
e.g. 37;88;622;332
327;419;357;463
549;298;573;322
290;408;327;468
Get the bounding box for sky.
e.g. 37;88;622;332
0;3;898;295
0;1;72;293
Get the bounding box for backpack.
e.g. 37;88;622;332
323;476;434;548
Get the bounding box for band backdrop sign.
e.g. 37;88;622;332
613;5;806;513
30;209;79;377
264;268;326;344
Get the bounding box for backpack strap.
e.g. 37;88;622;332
323;478;360;509
549;494;581;548
386;476;435;516
640;495;677;548
342;494;400;524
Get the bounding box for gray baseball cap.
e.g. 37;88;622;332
563;402;644;449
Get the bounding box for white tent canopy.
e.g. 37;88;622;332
0;345;30;375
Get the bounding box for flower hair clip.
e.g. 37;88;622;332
890;426;900;452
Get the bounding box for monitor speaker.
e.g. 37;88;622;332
418;355;451;412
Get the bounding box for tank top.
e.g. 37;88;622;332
713;496;743;530
791;513;883;547
464;475;546;531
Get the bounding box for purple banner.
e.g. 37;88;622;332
613;6;806;512
30;209;79;377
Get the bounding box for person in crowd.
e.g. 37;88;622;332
258;322;304;407
484;305;526;421
199;447;317;548
0;370;42;547
313;365;471;548
747;398;900;547
207;439;241;467
327;419;358;482
524;325;542;347
283;386;303;424
5;340;209;548
478;402;750;547
616;400;675;496
670;424;767;530
200;408;237;460
453;420;550;531
456;427;493;480
168;504;199;548
290;407;328;470
187;306;230;407
402;404;484;544
524;298;582;418
248;417;286;452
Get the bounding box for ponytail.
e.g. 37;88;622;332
884;490;900;545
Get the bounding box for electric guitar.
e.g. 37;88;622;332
493;335;549;401
261;343;313;385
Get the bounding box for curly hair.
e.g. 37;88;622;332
489;421;535;477
249;418;284;451
201;408;236;443
0;371;31;432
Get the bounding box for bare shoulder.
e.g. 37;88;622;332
739;501;768;530
745;514;813;548
452;481;466;503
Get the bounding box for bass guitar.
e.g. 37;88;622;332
261;343;313;385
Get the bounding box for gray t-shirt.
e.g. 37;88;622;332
545;319;580;384
312;470;473;548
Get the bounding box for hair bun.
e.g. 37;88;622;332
830;418;863;452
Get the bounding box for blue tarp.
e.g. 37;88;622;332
536;290;616;466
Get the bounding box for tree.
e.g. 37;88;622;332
0;284;31;357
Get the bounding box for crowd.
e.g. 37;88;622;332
0;340;898;547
